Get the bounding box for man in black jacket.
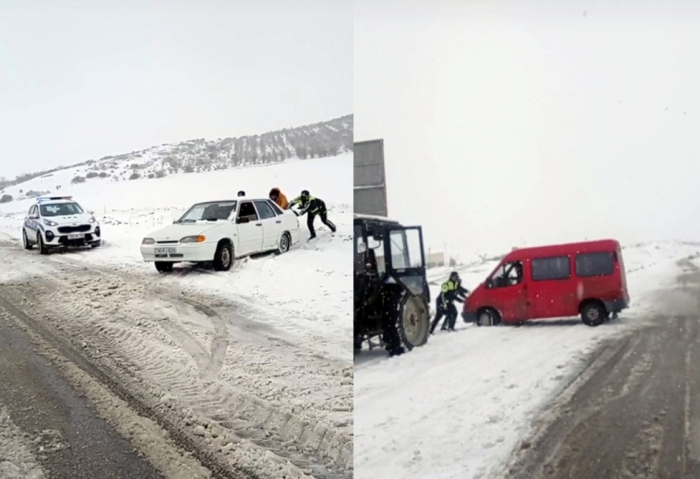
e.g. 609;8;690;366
430;271;470;333
289;190;336;240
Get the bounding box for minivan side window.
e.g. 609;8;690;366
531;256;570;281
575;252;614;277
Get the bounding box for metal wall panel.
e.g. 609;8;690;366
354;139;387;217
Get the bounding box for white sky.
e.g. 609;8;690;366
0;0;352;179
355;0;700;261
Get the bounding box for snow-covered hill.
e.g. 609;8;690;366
0;114;352;199
0;153;352;361
354;240;700;479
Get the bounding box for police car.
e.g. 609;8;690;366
22;196;102;254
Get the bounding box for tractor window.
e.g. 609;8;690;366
389;230;409;269
489;261;524;288
404;229;424;268
354;225;364;271
388;228;424;270
372;239;386;274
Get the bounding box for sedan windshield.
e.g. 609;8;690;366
178;201;237;222
40;202;84;217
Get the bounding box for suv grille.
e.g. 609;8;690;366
58;225;90;233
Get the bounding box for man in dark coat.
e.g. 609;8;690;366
289;190;336;240
430;271;469;333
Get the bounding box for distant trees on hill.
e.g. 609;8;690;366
1;114;353;188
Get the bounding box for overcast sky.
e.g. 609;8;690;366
355;0;700;261
0;0;351;179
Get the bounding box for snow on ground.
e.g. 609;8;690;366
0;154;352;360
354;240;699;479
0;406;45;479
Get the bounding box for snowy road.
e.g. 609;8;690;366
504;257;700;479
0;234;352;479
354;241;700;479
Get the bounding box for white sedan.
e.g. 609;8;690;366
140;197;300;273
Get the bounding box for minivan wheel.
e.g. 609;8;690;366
581;302;606;327
477;308;499;327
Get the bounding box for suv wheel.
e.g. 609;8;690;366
37;234;49;255
22;230;33;250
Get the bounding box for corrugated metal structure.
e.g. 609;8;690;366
354;139;388;217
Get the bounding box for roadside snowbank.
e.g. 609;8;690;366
354;241;698;479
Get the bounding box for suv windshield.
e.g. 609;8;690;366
40;202;84;217
178;201;237;222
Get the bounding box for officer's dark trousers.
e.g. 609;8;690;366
307;210;336;237
430;299;457;333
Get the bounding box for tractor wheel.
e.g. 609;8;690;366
397;293;430;351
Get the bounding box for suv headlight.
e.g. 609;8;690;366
43;219;58;227
180;235;206;243
142;237;155;245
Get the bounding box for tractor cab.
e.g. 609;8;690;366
354;214;430;356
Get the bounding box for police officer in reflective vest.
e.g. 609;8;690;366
289;190;336;240
430;271;469;333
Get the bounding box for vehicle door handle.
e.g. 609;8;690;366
275;220;281;224
256;223;262;227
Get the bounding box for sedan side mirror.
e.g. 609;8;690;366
485;278;494;289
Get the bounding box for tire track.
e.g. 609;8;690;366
0;254;352;479
501;259;700;479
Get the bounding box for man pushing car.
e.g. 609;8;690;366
288;190;336;240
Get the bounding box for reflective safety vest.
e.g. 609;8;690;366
441;279;459;294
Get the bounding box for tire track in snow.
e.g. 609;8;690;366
0;252;352;479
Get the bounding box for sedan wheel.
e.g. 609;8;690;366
276;233;290;254
213;242;233;271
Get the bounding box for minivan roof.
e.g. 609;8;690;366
504;239;621;262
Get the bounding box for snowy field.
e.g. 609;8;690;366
354;240;700;479
0;154;352;361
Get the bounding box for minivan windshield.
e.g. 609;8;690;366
177;201;237;223
40;202;84;217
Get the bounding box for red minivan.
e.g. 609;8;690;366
462;239;629;327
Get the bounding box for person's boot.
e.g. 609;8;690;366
308;234;316;241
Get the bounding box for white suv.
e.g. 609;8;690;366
22;196;102;254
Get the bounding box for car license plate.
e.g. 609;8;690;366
67;234;84;240
154;247;176;254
